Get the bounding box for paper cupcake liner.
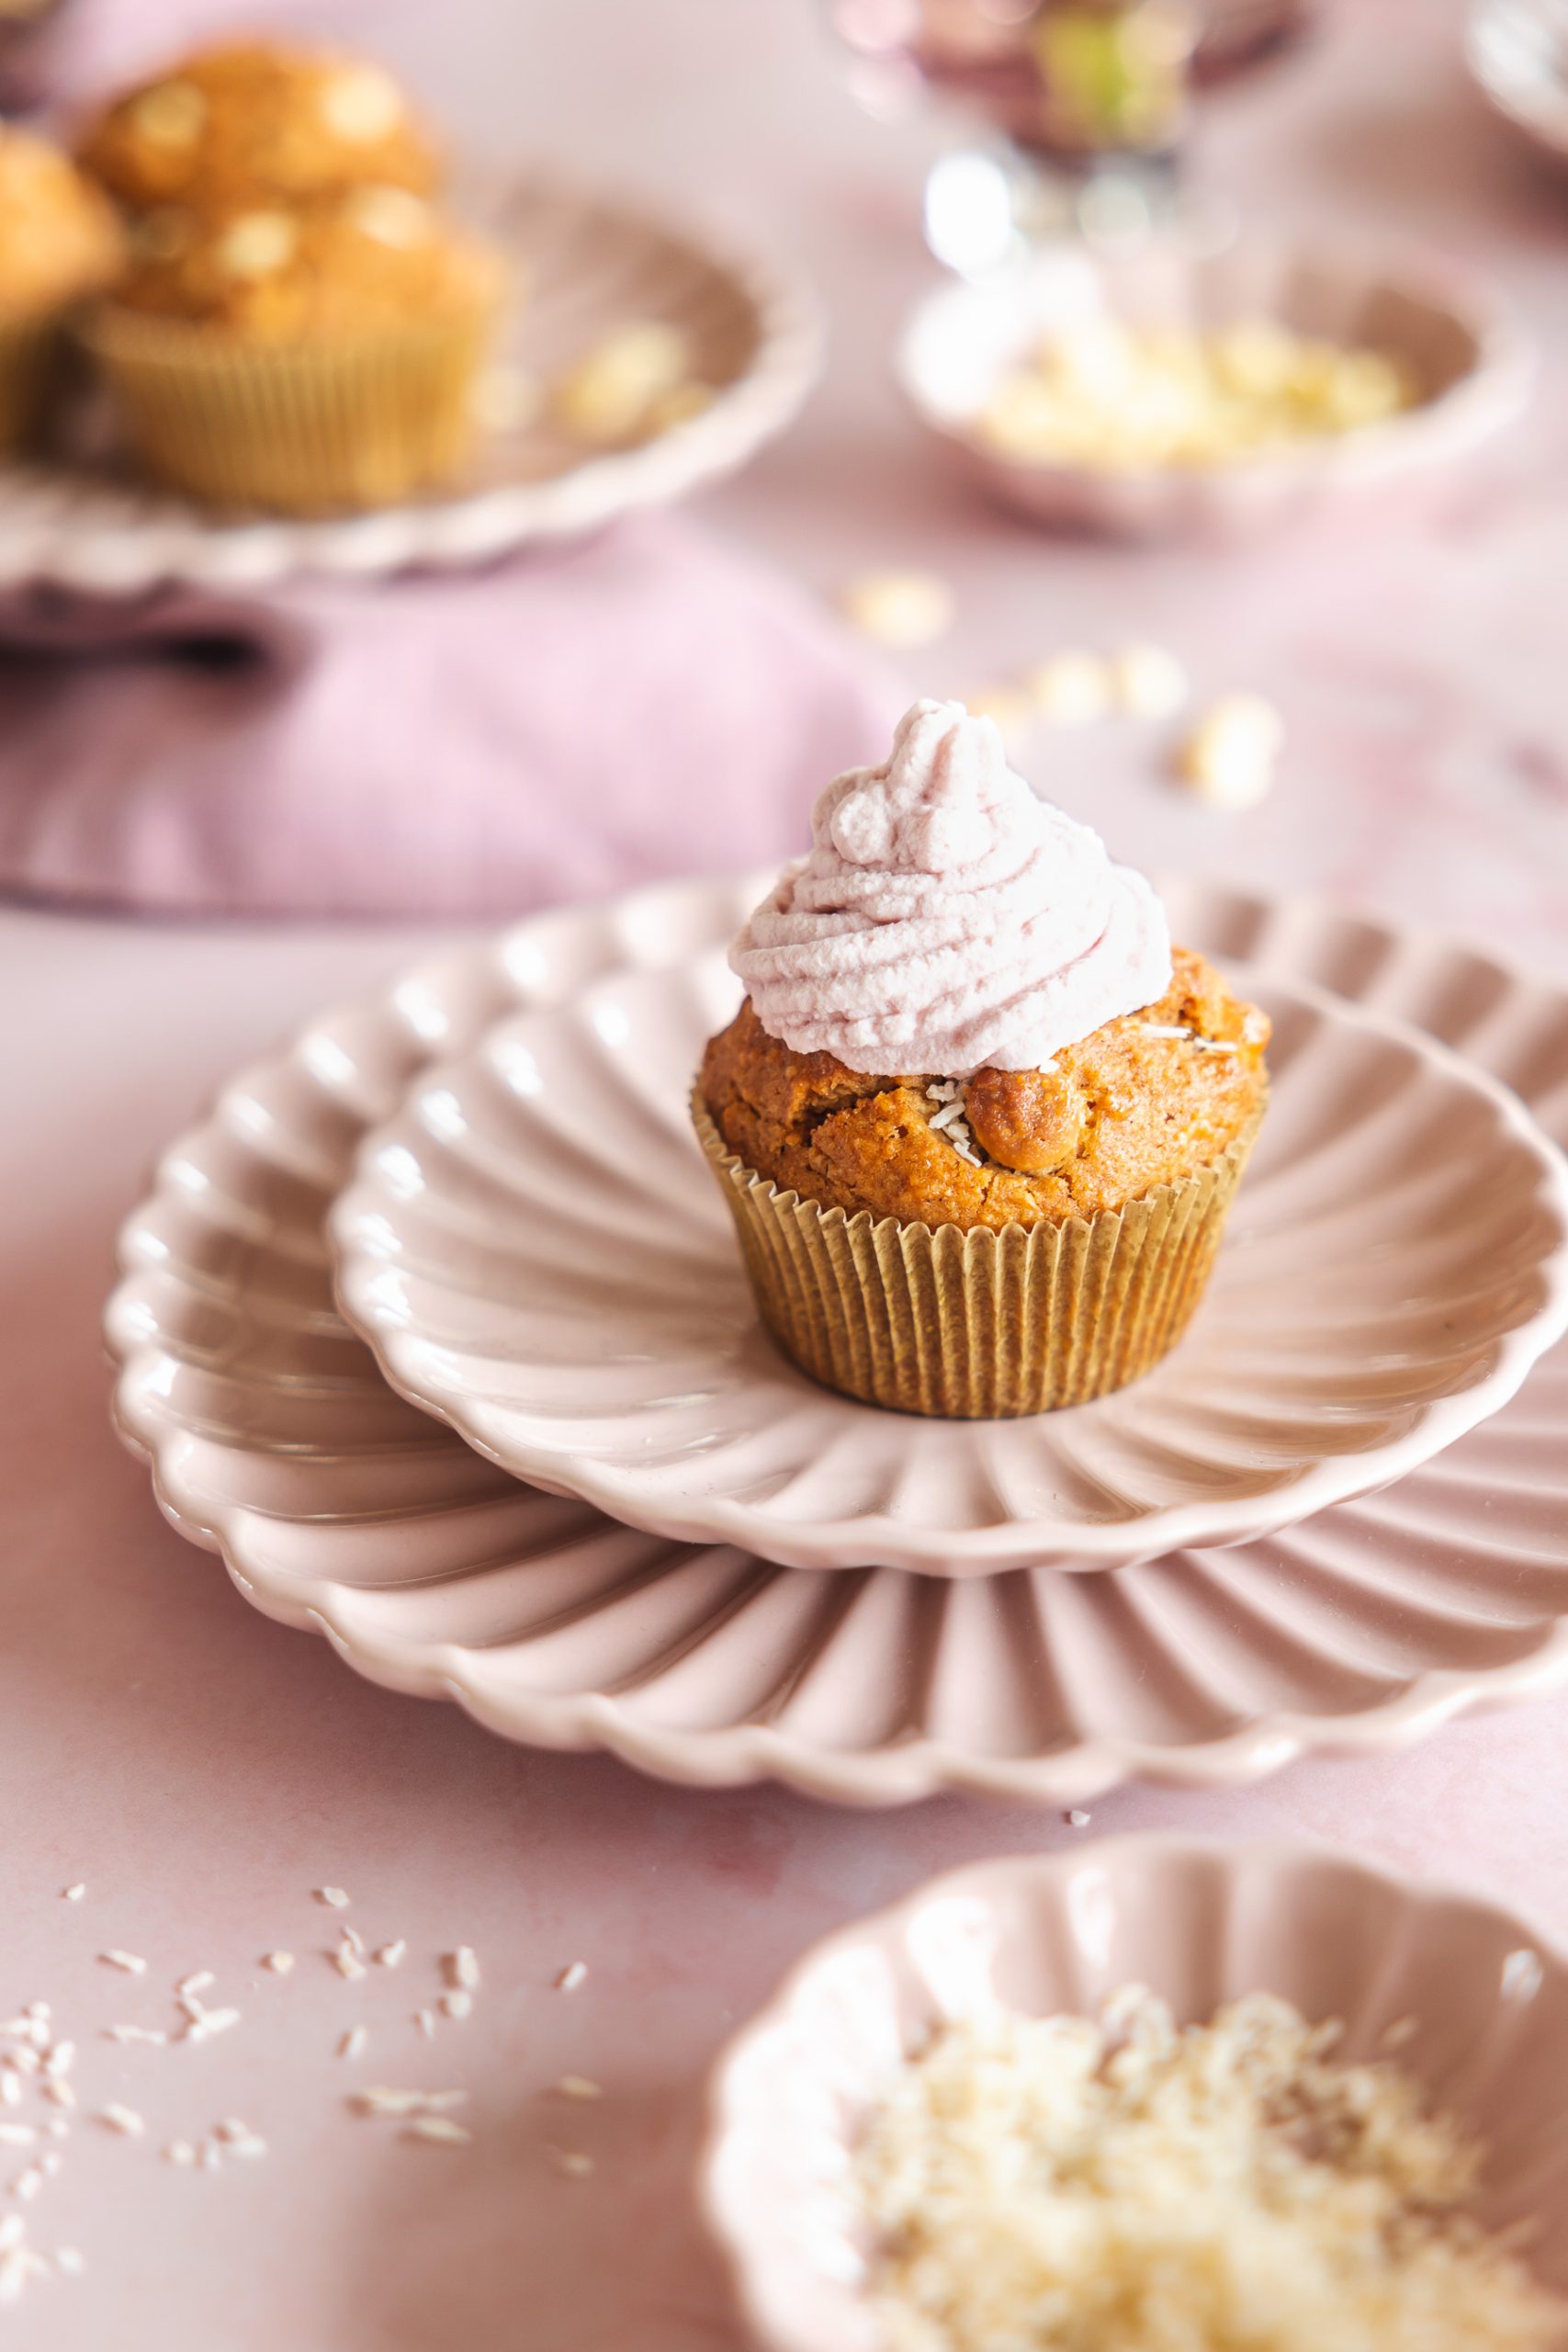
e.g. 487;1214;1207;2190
0;311;65;455
693;1090;1266;1419
82;300;499;515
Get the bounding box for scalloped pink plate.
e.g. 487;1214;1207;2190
104;876;1568;1804
702;1838;1568;2352
331;955;1568;1577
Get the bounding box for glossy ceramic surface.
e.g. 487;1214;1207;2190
0;175;820;591
1468;0;1568;170
332;953;1568;1577
701;1838;1568;2352
897;236;1531;539
107;876;1568;1804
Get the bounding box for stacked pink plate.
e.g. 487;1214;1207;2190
107;867;1568;1806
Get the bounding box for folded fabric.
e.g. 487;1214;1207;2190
0;514;901;919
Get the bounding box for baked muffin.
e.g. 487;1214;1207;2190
82;186;503;513
0;125;121;450
694;698;1269;1417
76;41;439;214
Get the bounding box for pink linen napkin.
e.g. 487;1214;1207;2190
0;514;901;918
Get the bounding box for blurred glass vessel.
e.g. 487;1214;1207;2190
833;0;1316;149
831;0;1319;266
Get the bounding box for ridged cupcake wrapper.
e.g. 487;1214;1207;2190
82;301;497;515
694;1091;1266;1419
0;311;65;454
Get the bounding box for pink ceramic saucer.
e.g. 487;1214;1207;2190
897;234;1531;541
106;875;1568;1805
331;955;1568;1578
701;1837;1568;2352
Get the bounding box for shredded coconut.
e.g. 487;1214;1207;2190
62;1886;85;1905
339;2028;367;2062
373;1941;406;1971
403;2116;470;2147
439;1992;472;2022
261;1952;294;1975
97;2107;143;2139
556;1963;588;1993
557;2077;603;2102
446;1949;480;1991
97;1952;146;1975
313;1888;350;1910
854;1992;1567;2352
552;2148;594;2177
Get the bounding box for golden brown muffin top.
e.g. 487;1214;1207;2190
700;945;1269;1233
109;187;502;340
76;40;440;215
0;126;122;321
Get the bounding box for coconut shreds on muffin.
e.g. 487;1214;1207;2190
700;945;1269;1233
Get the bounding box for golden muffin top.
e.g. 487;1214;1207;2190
700;945;1270;1232
77;40;440;215
0;126;122;321
111;187;502;340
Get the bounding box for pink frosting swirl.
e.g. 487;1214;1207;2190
730;698;1172;1076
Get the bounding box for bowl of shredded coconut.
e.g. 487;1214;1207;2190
702;1839;1568;2352
897;237;1531;539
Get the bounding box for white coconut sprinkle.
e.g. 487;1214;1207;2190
9;2172;41;2205
98;2107;143;2138
55;2247;84;2275
181;2002;241;2044
62;1886;85;1904
556;1963;588;1993
413;2008;435;2039
0;2079;18;2111
373;1941;405;1970
0;2218;23;2251
1192;1036;1241;1055
1065;1808;1091;1828
404;2116;471;2147
339;2028;367;2062
553;2149;594;2177
438;1992;471;2022
164;2142;197;2167
0;2241;49;2302
23;2007;48;2025
176;1973;214;1999
45;2123;66;2143
353;2086;467;2117
41;2084;73;2112
99;1951;146;1975
200;2143;222;2172
557;2077;603;2101
340;1926;365;1959
314;1888;350;1910
4;2052;39;2076
446;1949;480;1991
333;1950;366;1984
1381;2016;1419;2051
1136;1022;1192;1039
261;1952;294;1975
39;2155;61;2181
41;2043;73;2079
0;2130;35;2149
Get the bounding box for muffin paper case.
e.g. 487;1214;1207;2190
81;297;499;515
0;311;65;453
692;1090;1266;1417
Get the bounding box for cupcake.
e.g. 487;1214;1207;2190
694;699;1269;1417
75;40;439;214
81;185;503;514
0;126;121;452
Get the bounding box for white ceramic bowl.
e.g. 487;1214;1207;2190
703;1838;1568;2352
897;235;1531;539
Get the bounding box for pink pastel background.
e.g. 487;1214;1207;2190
7;0;1568;2346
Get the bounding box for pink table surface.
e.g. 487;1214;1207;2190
8;0;1568;2345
